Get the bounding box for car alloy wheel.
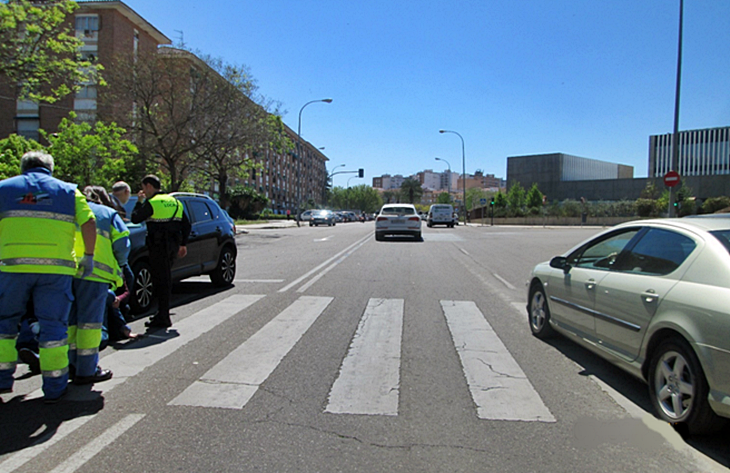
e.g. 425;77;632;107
131;261;154;314
210;246;236;286
648;338;725;434
528;284;554;339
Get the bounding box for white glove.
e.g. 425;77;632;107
77;254;94;278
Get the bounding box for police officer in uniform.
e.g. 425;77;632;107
131;175;190;329
0;151;96;403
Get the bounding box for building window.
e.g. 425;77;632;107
16;117;40;142
75;16;99;34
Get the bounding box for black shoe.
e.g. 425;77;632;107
0;387;12;395
145;318;172;329
18;348;41;375
44;388;67;404
73;367;113;385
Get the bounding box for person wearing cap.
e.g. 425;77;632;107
0;151;96;403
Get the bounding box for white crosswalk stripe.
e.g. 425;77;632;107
441;300;555;422
325;298;403;416
169;296;333;409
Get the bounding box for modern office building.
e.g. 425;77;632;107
649;126;730;177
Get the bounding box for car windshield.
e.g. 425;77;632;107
710;230;730;254
382;207;415;215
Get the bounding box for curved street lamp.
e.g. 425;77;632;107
439;129;466;221
296;98;333;225
434;157;451;200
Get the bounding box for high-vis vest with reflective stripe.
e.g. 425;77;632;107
74;201;125;287
147;193;184;224
0;168;88;275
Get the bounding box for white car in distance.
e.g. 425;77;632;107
375;204;422;241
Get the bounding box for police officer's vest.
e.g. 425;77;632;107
146;193;184;244
0;168;80;275
74;201;126;287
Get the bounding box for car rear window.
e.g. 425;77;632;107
382;207;415;215
710;230;730;254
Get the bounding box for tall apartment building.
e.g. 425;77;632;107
0;1;329;211
649;126;730;178
0;1;170;142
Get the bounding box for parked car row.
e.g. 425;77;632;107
527;215;730;435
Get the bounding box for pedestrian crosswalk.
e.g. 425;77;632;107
166;294;554;422
20;293;555;422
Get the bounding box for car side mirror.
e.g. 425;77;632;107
549;256;571;274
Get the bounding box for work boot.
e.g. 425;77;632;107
73;366;113;385
18;348;41;375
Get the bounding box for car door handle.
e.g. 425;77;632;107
585;279;596;290
642;290;659;303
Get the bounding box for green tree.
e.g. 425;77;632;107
436;192;451;204
525;183;543;210
226;185;269;219
494;191;507;209
400;178;423;204
0;0;104;103
381;190;398;204
465;187;487;211
0;134;41;180
42;113;138;189
506;182;526;215
701;196;730;214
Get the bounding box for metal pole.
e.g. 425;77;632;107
439;130;466;223
670;0;683;217
296;98;332;226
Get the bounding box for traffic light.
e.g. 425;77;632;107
490;197;495;206
358;168;364;178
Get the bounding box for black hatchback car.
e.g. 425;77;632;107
124;192;237;314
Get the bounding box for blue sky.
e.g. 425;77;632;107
123;0;730;188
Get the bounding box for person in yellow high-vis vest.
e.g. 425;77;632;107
0;151;96;403
131;175;190;329
68;186;130;385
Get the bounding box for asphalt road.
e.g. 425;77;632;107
1;222;728;472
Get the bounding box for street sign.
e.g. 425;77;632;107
664;170;680;187
480;198;487;205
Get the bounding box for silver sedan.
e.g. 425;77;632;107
527;215;730;435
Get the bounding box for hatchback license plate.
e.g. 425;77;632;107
392;219;404;224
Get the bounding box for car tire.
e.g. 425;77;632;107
375;233;384;241
415;231;422;240
528;282;555;339
210;245;236;287
647;337;726;435
130;260;154;315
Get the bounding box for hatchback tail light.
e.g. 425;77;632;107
376;216;388;222
408;217;420;222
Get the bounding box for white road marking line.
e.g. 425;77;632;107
278;234;371;292
493;273;516;290
48;414;145;473
297;237;370;293
3;295;264;471
169;296;333;409
460;248;470;256
325;299;403;416
0;416;89;473
441;300;555;422
183;277;284;283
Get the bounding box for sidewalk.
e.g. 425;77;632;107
236;220;299;233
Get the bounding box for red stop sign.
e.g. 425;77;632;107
664;171;680;187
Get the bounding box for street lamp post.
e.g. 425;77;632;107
669;0;684;217
296;98;332;226
434;157;451;201
439;129;466;222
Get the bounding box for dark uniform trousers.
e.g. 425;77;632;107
148;235;178;321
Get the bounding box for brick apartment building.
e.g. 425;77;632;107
0;1;329;211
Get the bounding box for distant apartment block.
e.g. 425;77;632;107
649;126;730;177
